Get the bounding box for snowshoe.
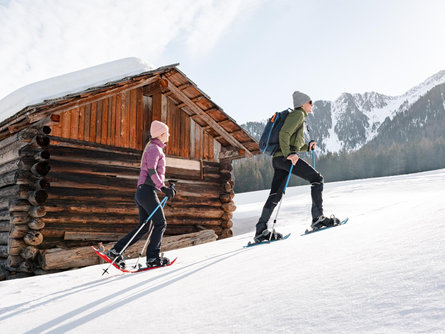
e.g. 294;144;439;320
311;215;340;230
254;229;283;243
146;254;170;268
106;249;126;269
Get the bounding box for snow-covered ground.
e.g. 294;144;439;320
1;169;445;333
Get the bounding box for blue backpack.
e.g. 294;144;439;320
259;108;292;155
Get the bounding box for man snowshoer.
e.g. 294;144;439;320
254;91;339;243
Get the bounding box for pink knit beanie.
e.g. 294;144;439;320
150;121;169;138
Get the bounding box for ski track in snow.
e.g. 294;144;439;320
1;169;445;333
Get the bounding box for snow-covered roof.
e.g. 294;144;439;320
0;57;259;156
0;57;154;124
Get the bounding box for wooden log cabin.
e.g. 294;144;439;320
0;59;259;279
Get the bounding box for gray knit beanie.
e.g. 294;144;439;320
292;91;311;109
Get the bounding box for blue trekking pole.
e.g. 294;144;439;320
269;163;294;241
312;149;315;168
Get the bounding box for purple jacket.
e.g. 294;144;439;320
137;139;166;190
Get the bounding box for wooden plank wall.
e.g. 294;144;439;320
52;88;147;151
51;88;221;162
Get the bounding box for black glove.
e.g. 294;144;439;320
307;140;316;151
161;186;176;200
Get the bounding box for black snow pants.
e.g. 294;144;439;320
255;156;324;235
112;184;166;260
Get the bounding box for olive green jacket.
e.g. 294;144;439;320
273;107;308;158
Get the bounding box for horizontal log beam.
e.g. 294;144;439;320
0;211;11;223
0;201;8;211
41;214;137;225
8;238;26;255
0;140;28;161
0;128;39;148
0;171;17;188
165;225;208;235
9;224;29;238
0;221;10;232
49;159;139;178
0;158;32;175
9;199;30;212
40;204;225;222
46;186;224;203
40;229;217;270
42;226;134;239
43;199;224;216
0;232;8;245
10;215;30;225
0;245;8;258
64;232;126;241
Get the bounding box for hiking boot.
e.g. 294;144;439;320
311;215;329;230
106;248;126;269
146;255;170;268
254;229;283;243
311;215;341;230
329;215;341;226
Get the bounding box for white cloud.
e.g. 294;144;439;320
0;0;256;99
184;0;259;56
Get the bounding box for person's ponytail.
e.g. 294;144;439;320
140;136;152;168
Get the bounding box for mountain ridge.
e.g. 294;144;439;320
242;70;445;154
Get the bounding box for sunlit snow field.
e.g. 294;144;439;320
1;169;444;333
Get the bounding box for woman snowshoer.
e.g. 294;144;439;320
107;120;176;268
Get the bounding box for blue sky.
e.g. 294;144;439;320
1;0;445;123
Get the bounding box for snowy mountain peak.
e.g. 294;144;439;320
308;70;445;153
403;70;445;103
